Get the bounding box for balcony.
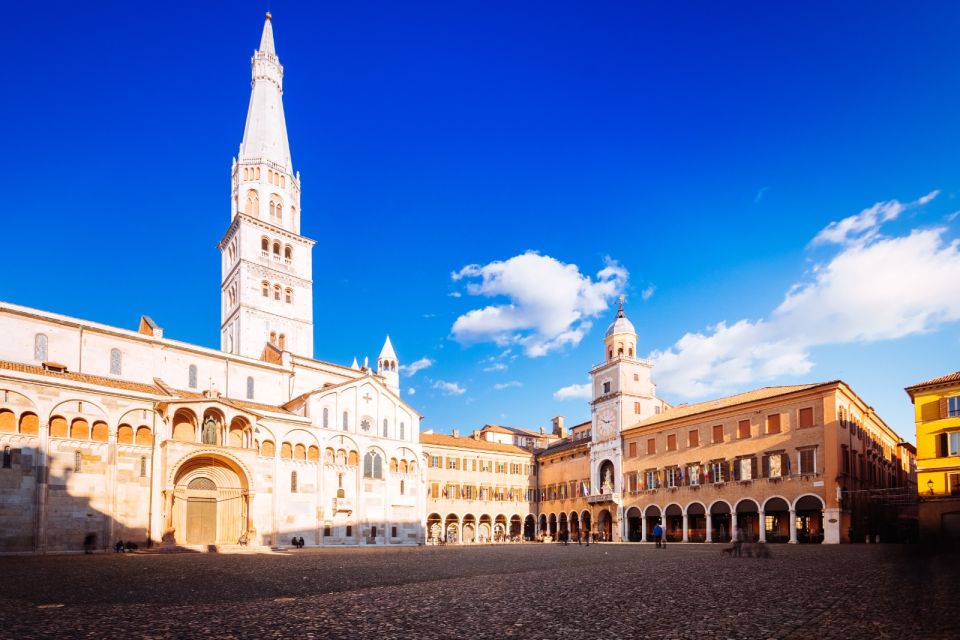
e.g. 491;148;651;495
587;492;620;504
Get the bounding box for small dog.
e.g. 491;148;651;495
720;546;734;557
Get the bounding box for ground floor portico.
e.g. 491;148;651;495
622;494;828;543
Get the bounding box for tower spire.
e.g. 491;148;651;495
260;12;276;55
238;12;292;171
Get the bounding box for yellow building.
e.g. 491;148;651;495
905;371;960;544
421;432;536;543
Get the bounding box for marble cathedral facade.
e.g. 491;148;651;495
0;15;424;553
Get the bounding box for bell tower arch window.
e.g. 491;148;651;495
245;189;259;217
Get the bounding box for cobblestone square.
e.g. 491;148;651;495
0;544;952;639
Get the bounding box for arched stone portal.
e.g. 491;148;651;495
169;453;250;546
597;509;612;542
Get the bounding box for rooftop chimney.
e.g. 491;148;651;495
552;416;567;438
452;429;460;438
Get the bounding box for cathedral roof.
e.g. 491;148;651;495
0;360;163;395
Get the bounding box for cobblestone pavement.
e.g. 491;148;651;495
0;544;953;639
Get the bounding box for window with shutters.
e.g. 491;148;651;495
798;448;817;474
628;441;637;458
665;467;679;488
766;413;781;434
647;438;656;455
738;457;754;481
798;407;814;428
634;402;641;414
667;434;677;451
688;429;699;447
712;424;723;443
949;396;960;418
950;473;960;496
644;470;658;489
710;461;726;483
943;432;960;457
688;464;701;486
766;453;783;478
738;420;751;439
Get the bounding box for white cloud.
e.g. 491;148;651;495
399;357;434;377
754;186;769;204
407;387;416;396
641;285;656;301
493;381;522;390
652;192;960;398
432;380;466;396
811;191;938;247
483;362;508;372
448;291;462;298
450;252;628;357
553;381;592;401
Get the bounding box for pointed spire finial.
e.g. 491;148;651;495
617;294;625;317
259;12;276;55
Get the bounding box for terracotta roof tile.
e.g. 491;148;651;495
169;389;295;415
905;371;960;393
539;437;590;457
0;360;164;394
420;432;532;455
628;382;832;430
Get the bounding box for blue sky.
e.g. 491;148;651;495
3;1;960;441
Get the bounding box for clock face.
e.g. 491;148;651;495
597;408;617;440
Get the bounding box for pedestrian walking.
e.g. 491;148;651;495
733;526;745;557
653;523;663;548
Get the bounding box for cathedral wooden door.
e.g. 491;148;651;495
186;498;216;544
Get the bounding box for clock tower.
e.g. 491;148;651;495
588;297;661;540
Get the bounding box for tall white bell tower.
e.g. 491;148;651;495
218;13;316;359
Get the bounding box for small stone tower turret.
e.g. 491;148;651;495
377;336;400;395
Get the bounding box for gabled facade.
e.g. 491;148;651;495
0;13;422;553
